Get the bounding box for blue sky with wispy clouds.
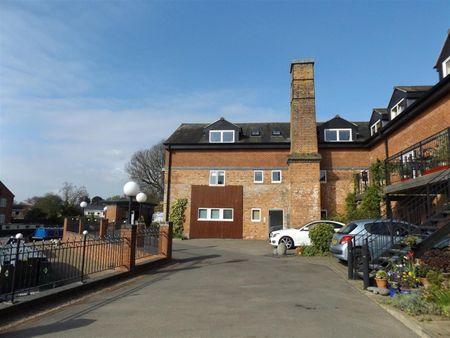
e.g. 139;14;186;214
1;0;449;202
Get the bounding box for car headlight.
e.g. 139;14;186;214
270;233;279;238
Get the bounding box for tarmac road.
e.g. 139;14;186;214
2;239;418;337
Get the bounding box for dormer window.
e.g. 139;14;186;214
370;120;381;136
324;128;352;142
443;56;450;78
209;130;235;143
390;99;405;120
272;129;281;136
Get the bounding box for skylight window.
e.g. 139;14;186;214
209;130;235;143
251;129;261;136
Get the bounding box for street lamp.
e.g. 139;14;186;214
103;206;108;219
123;181;140;225
80;201;88;217
136;192;147;223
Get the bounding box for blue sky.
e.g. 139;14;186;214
1;0;449;202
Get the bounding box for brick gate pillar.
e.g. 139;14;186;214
159;222;173;260
120;225;137;271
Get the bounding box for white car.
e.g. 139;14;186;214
269;220;345;250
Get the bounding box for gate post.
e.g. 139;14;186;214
159;222;173;260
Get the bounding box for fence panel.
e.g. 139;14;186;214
135;226;160;261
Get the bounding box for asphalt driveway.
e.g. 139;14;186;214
2;239;417;337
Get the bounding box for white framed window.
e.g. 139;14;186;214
0;198;6;207
370;120;381;136
209;130;235;143
251;208;261;222
209;170;225;186
254;170;264;183
271;170;282;183
320;170;327;183
324;129;352;142
320;210;328;219
390;99;405;120
198;208;234;221
443;56;450;78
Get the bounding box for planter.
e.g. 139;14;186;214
388;286;399;297
419;277;431;289
423;164;450;175
375;278;388;289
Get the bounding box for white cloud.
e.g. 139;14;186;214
0;3;285;202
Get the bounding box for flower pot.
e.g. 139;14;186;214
419;277;431;289
375;278;388;289
388;286;398;297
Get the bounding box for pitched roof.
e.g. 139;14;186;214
165;119;371;147
394;86;433;93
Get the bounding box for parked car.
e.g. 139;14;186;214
329;219;419;262
269;220;345;250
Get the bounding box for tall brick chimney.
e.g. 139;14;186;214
288;59;321;225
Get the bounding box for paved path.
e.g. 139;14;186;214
3;239;417;337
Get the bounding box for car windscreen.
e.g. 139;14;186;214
339;222;358;234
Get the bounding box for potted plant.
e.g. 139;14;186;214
417;264;431;288
375;269;388;289
402;235;418;248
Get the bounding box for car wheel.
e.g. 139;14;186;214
279;236;294;250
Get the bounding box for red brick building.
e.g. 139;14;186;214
0;181;15;225
163;32;450;240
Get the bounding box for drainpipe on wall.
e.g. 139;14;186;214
165;145;172;222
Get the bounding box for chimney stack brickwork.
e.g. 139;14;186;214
288;60;322;226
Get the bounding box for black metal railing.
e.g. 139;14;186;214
348;168;450;284
386;128;449;185
0;233;126;302
135;226;160;260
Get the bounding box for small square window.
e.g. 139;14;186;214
320;170;327;183
223;209;233;220
339;130;350;141
254;170;263;183
271;170;282;183
325;130;337;141
209;131;221;142
222;131;234;142
209;170;225;186
198;209;207;220
211;209;220;219
251;209;261;222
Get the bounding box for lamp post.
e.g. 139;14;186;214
123;181;140;225
136;192;147;223
80;201;88;217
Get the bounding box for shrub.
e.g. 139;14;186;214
417;264;431;278
426;270;445;286
422;249;450;273
302;246;320;257
427;288;450;317
386;293;442;316
169;198;188;238
309;223;335;254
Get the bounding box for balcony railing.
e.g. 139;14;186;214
386;128;450;185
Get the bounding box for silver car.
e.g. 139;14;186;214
329;219;418;261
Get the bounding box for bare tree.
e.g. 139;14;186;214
126;140;165;201
60;182;89;207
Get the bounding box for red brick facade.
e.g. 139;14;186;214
0;181;14;225
164;60;450;240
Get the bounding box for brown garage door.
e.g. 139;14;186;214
190;185;243;239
